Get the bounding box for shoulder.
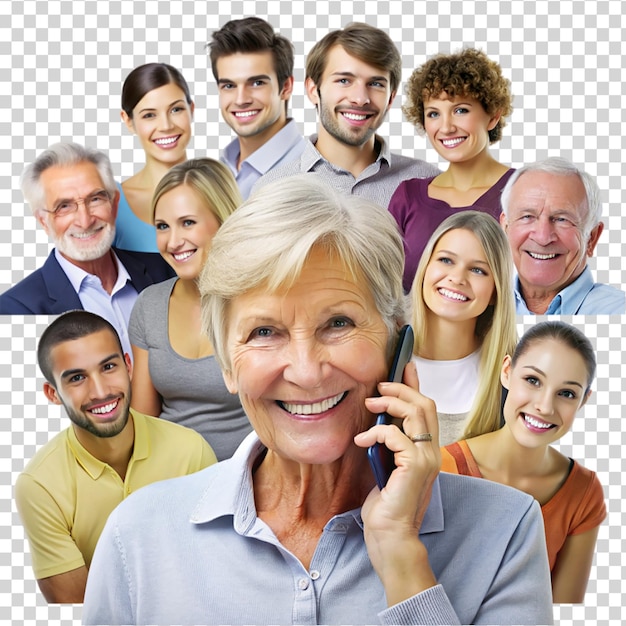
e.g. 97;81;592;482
134;277;176;306
439;471;536;518
137;411;209;445
16;430;72;488
388;151;440;176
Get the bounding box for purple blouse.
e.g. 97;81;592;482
389;168;515;292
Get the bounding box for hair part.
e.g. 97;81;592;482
410;210;517;438
500;156;602;239
305;22;402;94
20;142;117;216
403;47;513;144
151;158;242;224
511;320;596;394
121;63;192;118
199;175;408;374
207;17;295;89
37;311;124;386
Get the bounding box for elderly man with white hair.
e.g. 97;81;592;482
500;156;625;315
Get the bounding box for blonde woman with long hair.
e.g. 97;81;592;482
410;210;517;444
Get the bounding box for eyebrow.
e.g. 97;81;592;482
60;353;122;381
436;249;490;266
136;99;186;114
329;71;388;83
217;74;272;84
521;365;584;389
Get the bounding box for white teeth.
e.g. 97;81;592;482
438;287;468;301
523;414;553;429
155;136;178;145
342;112;368;121
442;137;465;147
234;110;258;118
281;392;346;415
528;252;557;260
173;250;195;261
90;400;118;415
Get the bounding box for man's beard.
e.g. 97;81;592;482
317;91;386;148
54;222;116;262
66;392;131;439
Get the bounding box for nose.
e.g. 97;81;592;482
447;264;467;285
534;388;555;416
440;111;456;134
529;215;557;246
158;110;174;131
73;200;96;228
89;373;108;401
234;84;252;106
167;224;185;249
282;336;329;389
347;81;370;107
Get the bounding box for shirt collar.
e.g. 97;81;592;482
223;119;303;175
303;133;390;172
514;266;593;315
54;248;131;294
66;409;142;479
189;432;445;535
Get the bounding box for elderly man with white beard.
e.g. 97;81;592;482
0;142;173;355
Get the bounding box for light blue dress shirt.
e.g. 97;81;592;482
83;433;553;625
55;249;138;358
515;266;625;314
221;118;307;200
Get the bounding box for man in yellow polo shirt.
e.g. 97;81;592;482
14;310;217;603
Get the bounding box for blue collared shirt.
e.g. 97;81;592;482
55;249;138;357
221;118;307;200
83;432;553;625
514;266;625;314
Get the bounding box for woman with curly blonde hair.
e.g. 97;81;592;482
390;48;515;292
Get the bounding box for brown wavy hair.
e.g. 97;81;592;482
403;48;513;144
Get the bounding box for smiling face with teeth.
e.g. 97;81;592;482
221;246;390;467
154;184;221;281
501;170;604;311
423;93;500;165
37;161;119;266
43;329;133;441
123;82;194;167
501;338;590;448
216;51;293;156
306;45;395;150
422;228;495;326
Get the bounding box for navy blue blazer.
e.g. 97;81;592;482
0;248;175;315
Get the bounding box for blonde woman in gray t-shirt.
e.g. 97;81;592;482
129;159;251;460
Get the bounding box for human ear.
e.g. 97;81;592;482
585;222;604;257
120;110;135;134
500;355;512;389
487;111;501;131
305;77;320;106
280;76;295;100
43;381;62;405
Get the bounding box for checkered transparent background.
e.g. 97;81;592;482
1;1;625;624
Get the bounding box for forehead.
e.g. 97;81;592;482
134;82;188;111
515;338;589;383
216;51;278;80
48;329;123;377
509;171;587;216
433;228;485;254
40;161;104;203
154;184;213;218
321;45;389;81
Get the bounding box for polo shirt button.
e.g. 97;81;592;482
298;578;309;590
310;570;320;580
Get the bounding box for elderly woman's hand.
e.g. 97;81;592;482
354;361;441;606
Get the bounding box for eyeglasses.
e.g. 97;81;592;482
42;191;112;217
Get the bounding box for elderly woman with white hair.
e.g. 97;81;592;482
83;176;553;625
